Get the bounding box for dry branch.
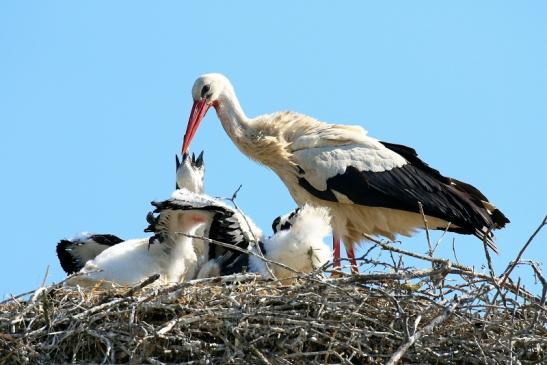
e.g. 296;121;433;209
1;220;546;364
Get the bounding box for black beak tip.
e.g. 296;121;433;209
196;150;205;167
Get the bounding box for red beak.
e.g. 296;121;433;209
182;99;210;155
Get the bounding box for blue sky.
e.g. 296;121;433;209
1;1;546;297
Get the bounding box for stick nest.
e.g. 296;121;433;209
2;216;547;364
1;263;545;364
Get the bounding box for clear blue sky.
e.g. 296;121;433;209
1;1;546;298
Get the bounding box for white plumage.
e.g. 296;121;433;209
59;150;333;286
56;233;123;274
181;73;509;271
175;151;210;269
148;190;332;282
65;205;210;288
292;144;406;191
249;204;332;282
176;151;205;192
60;151;209;287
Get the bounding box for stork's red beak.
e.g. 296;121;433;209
182;99;210;155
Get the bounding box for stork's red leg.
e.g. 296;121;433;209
346;245;359;273
332;236;341;271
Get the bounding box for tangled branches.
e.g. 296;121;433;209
1;217;546;364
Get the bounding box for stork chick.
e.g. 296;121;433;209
176;151;204;192
249;204;332;282
56;233;123;274
58;150;207;282
65;206;205;288
193;201;332;283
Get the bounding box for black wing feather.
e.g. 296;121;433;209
298;141;508;248
56;234;123;274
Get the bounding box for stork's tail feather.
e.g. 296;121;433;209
450;178;510;229
491;208;510;229
474;228;499;255
445;178;509;251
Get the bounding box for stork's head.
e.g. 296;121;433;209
182;73;234;154
271;208;301;234
175;151;205;193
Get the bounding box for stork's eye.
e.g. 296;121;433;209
201;84;211;98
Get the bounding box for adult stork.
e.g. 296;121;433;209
181;73;510;272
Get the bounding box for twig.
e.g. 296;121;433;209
517;261;547;307
124;274;160;297
187;272;261;286
451;237;460;265
530;262;547;307
250;345;271;365
41;265;50;288
223;184;277;280
499;215;547;284
87;329;113;364
481;228;508;312
230;184;243;201
331;267;452;284
385;294;468;365
432;222;451;253
417;202;433;256
482;227;496;279
490;216;547;308
366;234;469;271
366;235;540;303
180;233;301;277
1;270;92;304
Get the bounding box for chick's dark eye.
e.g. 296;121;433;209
201;85;211;98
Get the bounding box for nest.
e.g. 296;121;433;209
1;219;546;364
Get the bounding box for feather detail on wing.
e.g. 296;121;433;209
290;124;371;151
57;233;123;274
293;137;506;250
292;143;407;191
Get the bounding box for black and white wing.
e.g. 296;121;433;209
271;207;301;234
145;189;256;275
291;125;509;249
56;233;123;274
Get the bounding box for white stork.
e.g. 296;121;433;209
249;204;332;281
176;151;205;192
175;150;210;268
180;73;510;272
152;191;333;282
64;207;204;287
172;154;332;282
57;151;205;285
57;233;124;274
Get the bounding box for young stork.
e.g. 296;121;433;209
64;205;204;287
180;73;510;272
57;233;123;274
175;151;211;269
147;190;332;283
248;204;332;281
57;151;210;284
176;151;204;191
